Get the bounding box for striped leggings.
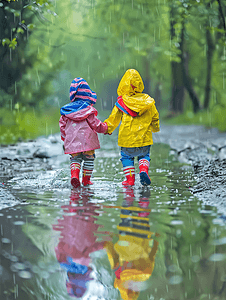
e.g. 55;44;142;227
70;150;95;176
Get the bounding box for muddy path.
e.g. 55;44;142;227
1;124;226;214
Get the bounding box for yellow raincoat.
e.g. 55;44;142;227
104;234;159;300
104;69;160;148
104;202;159;300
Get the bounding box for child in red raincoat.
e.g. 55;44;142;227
59;78;108;188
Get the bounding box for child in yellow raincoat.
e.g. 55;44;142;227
104;69;160;186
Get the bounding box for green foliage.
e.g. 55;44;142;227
0;106;60;145
163;104;226;132
0;0;61;109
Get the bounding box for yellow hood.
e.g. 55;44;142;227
117;69;155;115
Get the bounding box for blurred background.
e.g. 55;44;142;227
0;0;226;144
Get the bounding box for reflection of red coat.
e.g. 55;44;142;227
53;191;105;266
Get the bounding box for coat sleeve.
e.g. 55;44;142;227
86;113;108;133
150;105;160;132
59;115;67;141
104;106;122;134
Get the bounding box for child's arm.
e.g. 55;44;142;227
59;115;67;141
150;105;160;132
86;114;108;133
104;106;122;134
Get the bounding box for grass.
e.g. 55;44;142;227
0;104;225;146
162;105;226;132
0;107;61;145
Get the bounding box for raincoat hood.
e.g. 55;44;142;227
60;77;97;116
117;69;155;116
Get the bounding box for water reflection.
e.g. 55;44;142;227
53;188;107;298
2;144;226;299
52;187;160;299
104;187;160;300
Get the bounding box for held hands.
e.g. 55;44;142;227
104;131;112;135
103;122;112;135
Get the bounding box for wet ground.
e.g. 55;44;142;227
0;124;226;300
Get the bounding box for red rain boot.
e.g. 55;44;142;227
71;163;81;188
139;159;151;186
122;166;135;186
82;169;94;186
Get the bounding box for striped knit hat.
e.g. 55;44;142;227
70;78;97;103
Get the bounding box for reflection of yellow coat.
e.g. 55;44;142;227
104;69;160;147
104;234;158;300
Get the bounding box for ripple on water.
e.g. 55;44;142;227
208;253;226;262
212;237;226;245
1;238;11;244
18;270;32;279
13;262;26;270
13;221;25;225
170;220;184;225
168;275;183;285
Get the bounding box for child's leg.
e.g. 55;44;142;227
120;149;135;186
138;147;151;185
82;150;95;186
70;153;83;188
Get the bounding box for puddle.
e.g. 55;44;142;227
1;144;226;299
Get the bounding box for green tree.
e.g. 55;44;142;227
0;0;63;109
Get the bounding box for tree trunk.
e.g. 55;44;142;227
179;18;201;114
170;5;185;113
204;28;215;109
171;61;184;112
182;51;201;113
